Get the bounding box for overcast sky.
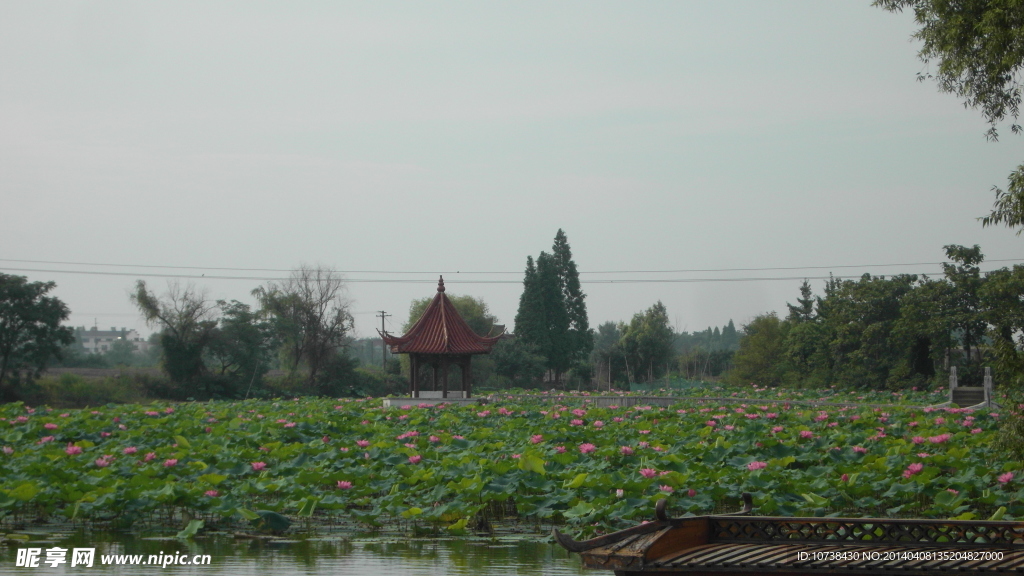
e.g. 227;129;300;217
2;1;1022;338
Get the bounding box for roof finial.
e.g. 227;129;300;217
437;275;445;292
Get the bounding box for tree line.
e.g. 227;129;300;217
731;245;1024;389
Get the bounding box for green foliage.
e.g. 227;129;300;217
980;265;1024;388
18;373;153;408
553;229;593;369
0;386;1010;536
728;244;1024;389
514;231;594;385
0;274;74;400
131;281;217;387
619;301;675;383
404;294;498;337
730;313;787;387
205;300;275;398
490;337;546;388
253;265;354;393
876;0;1024;232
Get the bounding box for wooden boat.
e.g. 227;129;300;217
554;494;1024;574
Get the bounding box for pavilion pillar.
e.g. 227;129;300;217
463;357;472;399
441;358;449;399
410;354;419;398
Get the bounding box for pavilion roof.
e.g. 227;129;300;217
380;277;503;355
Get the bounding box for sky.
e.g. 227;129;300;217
2;1;1023;339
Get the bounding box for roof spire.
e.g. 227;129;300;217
437;275;445;292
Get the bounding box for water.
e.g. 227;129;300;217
0;531;588;575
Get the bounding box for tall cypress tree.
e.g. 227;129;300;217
536;251;571;383
514;256;548;354
551;229;593;369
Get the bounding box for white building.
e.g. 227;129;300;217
75;326;151;355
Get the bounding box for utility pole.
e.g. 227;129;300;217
377;310;392;368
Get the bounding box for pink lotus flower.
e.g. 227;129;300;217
687;488;696;497
163;459;178;467
356;440;370;448
639;430;651;434
2;446;12;455
929;434;951;444
38;436;54;444
570;419;584;426
615;488;624;498
44;423;58;430
613;417;623;423
61;413;70;418
143;452;157;462
531;434;543;444
579;443;597;454
477;410;491;417
799;430;814;439
101;432;111;437
747;461;767;471
94;458;110;468
639;468;658;479
947;488;959;494
659;485;674;493
284;422;296;428
841;473;849;482
593;421;604;428
971;428;982;434
903;462;924;479
276;419;288;424
429;435;440;443
408;455;422;464
706;420;717;427
771;426;784;433
251;461;267;471
724;425;735;431
999;472;1014;484
145;411;160;416
911;436;925;444
620;446;634;456
555;446;566;453
339;447;349;452
638;441;649;448
337;480;353;490
205;490;219;497
65;444;82;455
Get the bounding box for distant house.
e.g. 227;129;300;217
74;326;151;355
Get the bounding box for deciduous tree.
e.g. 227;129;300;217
254;265;353;392
131;281;217;385
876;0;1024;232
0;274;74;399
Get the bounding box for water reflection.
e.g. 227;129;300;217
0;532;587;575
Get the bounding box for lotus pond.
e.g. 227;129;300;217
0;383;1016;541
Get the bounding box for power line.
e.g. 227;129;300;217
0;266;1013;284
1;257;1021;275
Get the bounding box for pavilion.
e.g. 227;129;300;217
380;277;503;399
